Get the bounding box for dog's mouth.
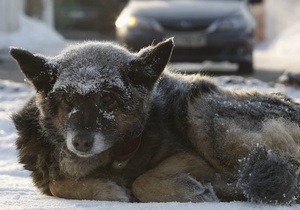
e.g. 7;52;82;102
69;150;95;158
66;131;110;158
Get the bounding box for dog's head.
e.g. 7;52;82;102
10;39;174;158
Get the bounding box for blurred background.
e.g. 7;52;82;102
0;0;300;83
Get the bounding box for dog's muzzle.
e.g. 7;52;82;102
66;131;108;157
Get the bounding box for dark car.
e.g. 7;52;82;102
116;0;260;73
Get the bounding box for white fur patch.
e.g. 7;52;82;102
66;131;110;158
68;107;79;119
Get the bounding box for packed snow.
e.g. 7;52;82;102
255;22;300;72
0;14;65;56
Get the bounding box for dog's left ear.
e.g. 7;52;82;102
128;38;174;89
10;48;57;93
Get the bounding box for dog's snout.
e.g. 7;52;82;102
72;133;94;152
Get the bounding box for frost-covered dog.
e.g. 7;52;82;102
11;39;300;204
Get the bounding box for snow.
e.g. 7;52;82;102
265;0;300;41
0;14;65;56
270;23;300;56
252;0;300;72
51;41;133;96
102;110;115;121
255;21;300;72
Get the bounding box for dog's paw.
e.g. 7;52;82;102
175;174;219;202
133;172;219;202
94;181;131;202
189;182;219;202
50;178;131;201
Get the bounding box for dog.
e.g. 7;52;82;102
10;38;300;204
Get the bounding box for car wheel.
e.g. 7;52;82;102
238;61;254;74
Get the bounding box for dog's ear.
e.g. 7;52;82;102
128;38;174;89
10;48;57;92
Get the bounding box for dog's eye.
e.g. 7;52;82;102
102;94;117;109
65;96;73;105
60;94;74;107
103;95;113;103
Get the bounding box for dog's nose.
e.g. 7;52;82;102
72;133;94;152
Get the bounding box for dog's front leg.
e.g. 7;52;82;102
49;178;130;201
132;153;219;202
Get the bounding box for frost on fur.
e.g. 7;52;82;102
51;42;133;95
238;145;300;204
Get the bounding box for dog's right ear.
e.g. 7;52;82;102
10;48;57;92
128;38;174;89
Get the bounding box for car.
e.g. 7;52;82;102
116;0;261;73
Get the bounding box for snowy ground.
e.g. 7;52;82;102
1;76;300;210
0;14;65;56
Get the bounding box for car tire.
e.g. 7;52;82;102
238;61;254;74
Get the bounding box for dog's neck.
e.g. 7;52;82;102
111;135;142;173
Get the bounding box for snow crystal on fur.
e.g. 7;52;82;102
49;41;135;95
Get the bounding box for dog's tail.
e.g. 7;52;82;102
238;145;299;204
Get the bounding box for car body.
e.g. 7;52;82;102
116;0;257;72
